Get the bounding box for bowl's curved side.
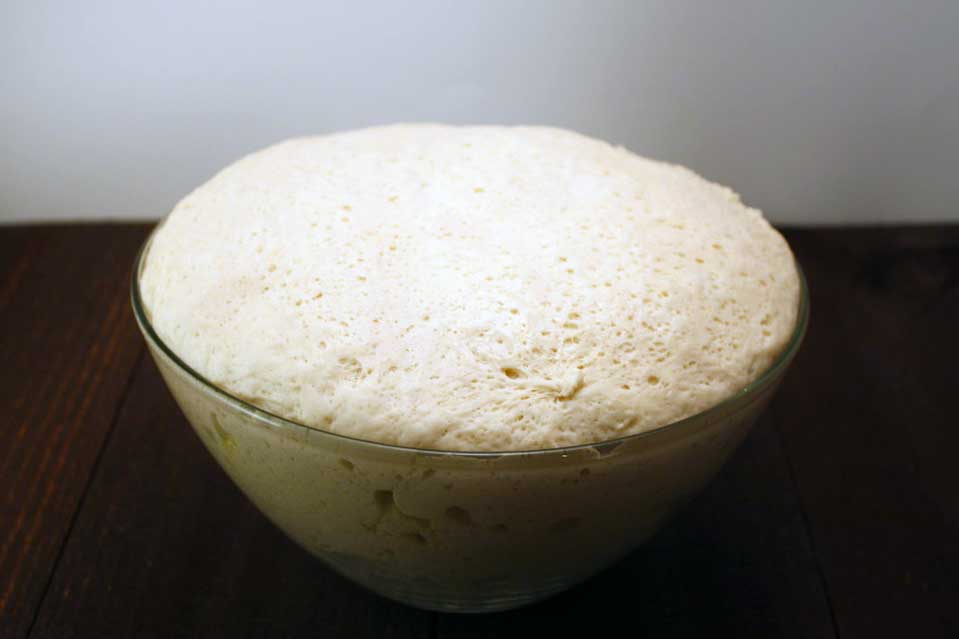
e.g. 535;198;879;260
132;226;808;612
142;331;791;612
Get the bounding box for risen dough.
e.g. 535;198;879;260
140;124;799;451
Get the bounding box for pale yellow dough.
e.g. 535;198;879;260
141;124;799;451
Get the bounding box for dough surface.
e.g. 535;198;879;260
140;124;800;451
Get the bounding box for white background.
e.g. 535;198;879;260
2;0;957;225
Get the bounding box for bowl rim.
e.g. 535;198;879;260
131;224;809;458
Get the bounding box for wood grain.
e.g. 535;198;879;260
0;225;149;639
775;227;959;639
1;224;957;638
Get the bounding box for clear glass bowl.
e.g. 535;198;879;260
131;230;808;613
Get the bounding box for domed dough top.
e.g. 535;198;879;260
140;125;800;451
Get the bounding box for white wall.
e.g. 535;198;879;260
2;0;957;225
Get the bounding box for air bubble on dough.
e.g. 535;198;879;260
140;124;800;451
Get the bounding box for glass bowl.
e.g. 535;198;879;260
131;228;808;613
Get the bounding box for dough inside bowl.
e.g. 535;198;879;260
139;124;800;452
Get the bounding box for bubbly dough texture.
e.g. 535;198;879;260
141;124;800;452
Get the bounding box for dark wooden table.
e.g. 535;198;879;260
1;224;957;638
